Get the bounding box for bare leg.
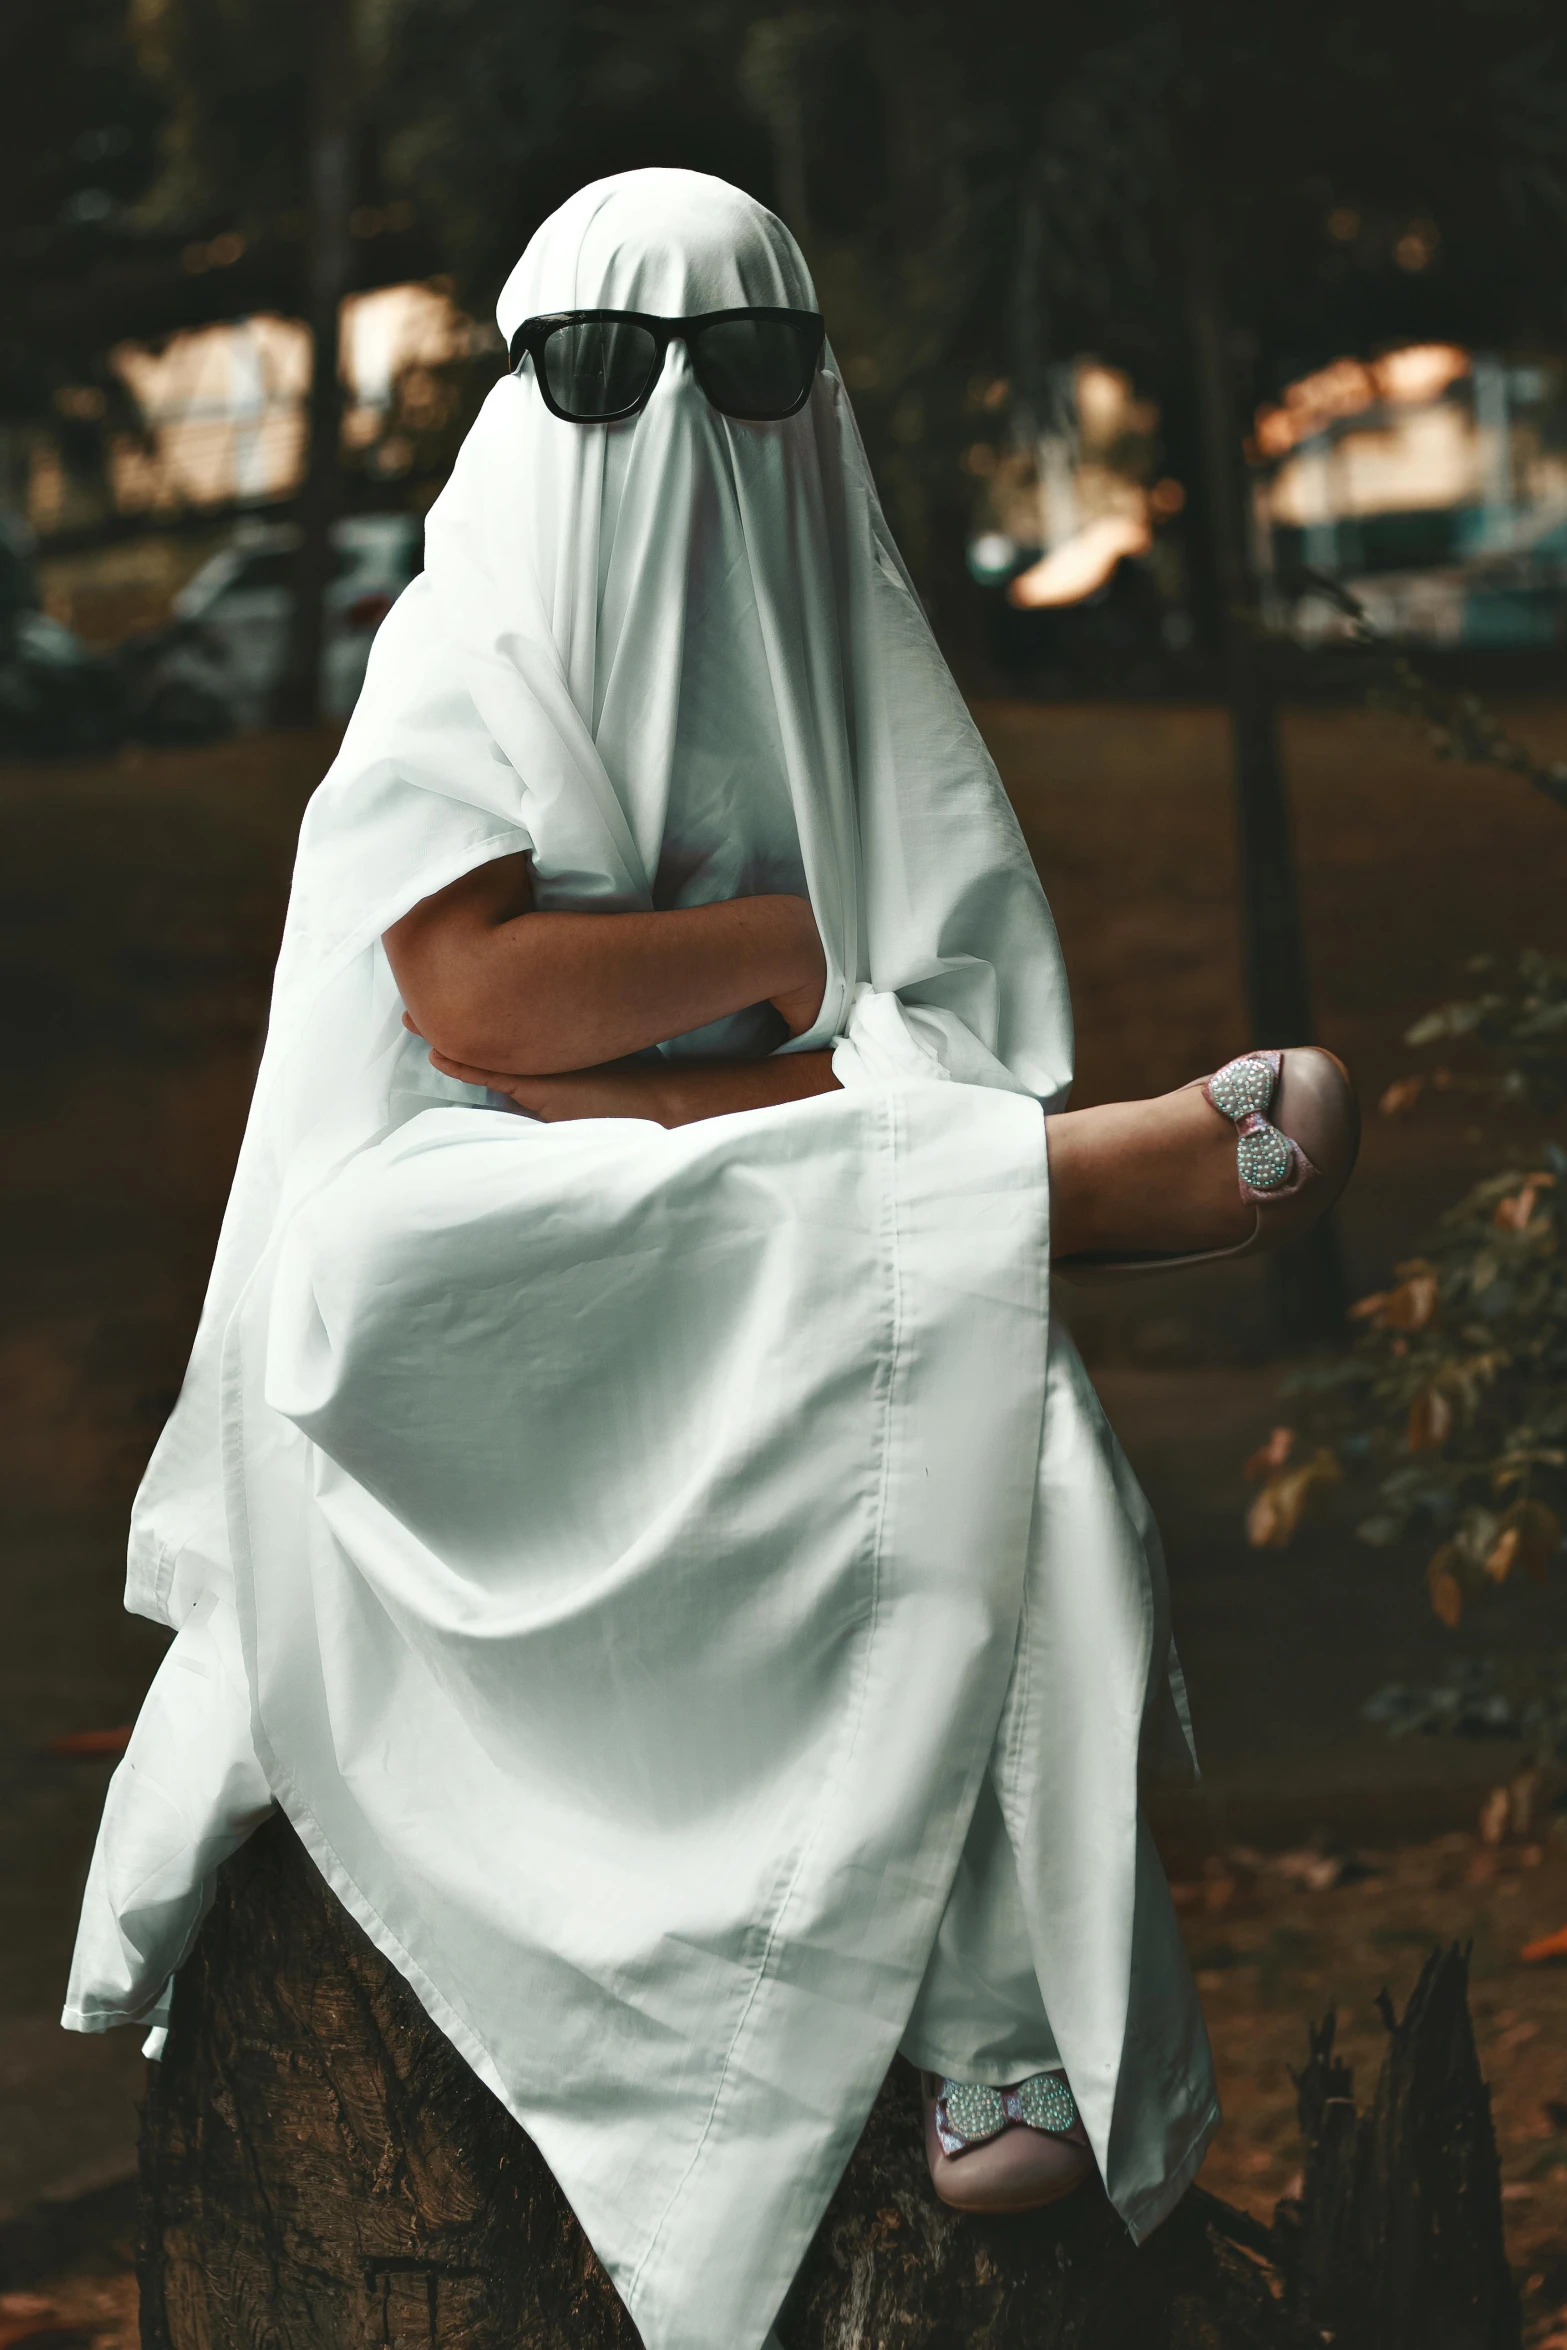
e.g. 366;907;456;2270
1045;1086;1250;1261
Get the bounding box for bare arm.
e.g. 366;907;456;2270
422;1045;841;1129
383;852;828;1075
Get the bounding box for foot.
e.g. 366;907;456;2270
1046;1082;1253;1262
1047;1048;1359;1269
921;2073;1095;2214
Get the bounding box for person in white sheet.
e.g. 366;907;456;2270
63;170;1357;2350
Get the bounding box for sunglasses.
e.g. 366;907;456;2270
509;307;825;425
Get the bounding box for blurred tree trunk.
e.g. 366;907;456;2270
1009;159;1078;555
1182;188;1346;1342
136;1818;1517;2349
275;0;356;729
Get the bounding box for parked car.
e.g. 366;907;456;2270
124;512;423;739
0;514;124;757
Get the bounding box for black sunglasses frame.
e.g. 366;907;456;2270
509;307;826;425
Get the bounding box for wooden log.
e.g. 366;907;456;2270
138;1819;1520;2349
138;1815;1287;2349
138;1815;635;2350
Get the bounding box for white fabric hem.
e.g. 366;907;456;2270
1119;2098;1224;2244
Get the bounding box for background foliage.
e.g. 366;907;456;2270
1242;653;1567;1748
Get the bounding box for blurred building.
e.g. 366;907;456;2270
24;282;481;648
964;360;1192;681
27;283;471;533
1252;345;1567;648
965;359;1163;588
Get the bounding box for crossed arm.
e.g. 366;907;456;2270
381;852;1155;1256
382;852;841;1127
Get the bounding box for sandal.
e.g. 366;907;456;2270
921;2070;1094;2213
1055;1046;1359;1283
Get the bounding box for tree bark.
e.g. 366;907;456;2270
138;1817;1517;2350
1278;1945;1519;2349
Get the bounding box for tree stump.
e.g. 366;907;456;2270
1277;1944;1519;2350
137;1816;1517;2350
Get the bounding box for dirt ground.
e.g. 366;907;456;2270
4;699;1567;2341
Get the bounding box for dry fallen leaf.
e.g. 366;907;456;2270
1379;1075;1424;1117
1509;1768;1540;1838
1512;1499;1560;1584
1355;1267;1439;1331
1272;1849;1344;1893
1244;1426;1295;1480
1427;1547;1463;1627
1407;1385;1453;1452
1520;1922;1567;1964
1493;1171;1555;1235
1245;1450;1341;1548
0;2298;91;2350
1483;1525;1519;1583
1245;1481;1293;1548
1384;1270;1440;1330
1478;1785;1510;1847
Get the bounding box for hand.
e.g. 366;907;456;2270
768;896;828;1039
424;1043;671;1124
416;1030;840;1129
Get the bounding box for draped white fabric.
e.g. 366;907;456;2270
65;171;1217;2349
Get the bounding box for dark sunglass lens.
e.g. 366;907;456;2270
690;317;818;419
540;321;659;419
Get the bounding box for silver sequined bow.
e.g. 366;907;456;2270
1207;1052;1297;1195
935;2071;1077;2156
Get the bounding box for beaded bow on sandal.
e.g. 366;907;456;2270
921;2071;1094;2213
936;2071;1078;2153
1056;1045;1359;1283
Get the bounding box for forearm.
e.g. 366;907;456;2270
426;1045;841;1128
636;1050;840;1127
386;857;825;1075
503;901;817;1070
